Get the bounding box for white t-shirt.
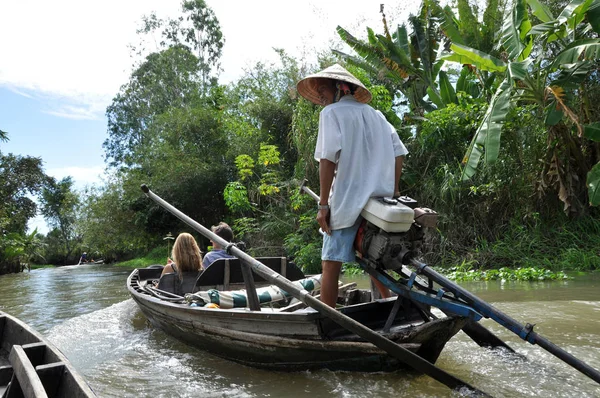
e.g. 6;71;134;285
314;95;408;230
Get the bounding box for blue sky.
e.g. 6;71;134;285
0;87;106;186
0;1;414;233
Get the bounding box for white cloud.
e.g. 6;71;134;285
0;0;181;116
46;165;105;189
43;105;101;121
6;85;34;99
0;1;416;102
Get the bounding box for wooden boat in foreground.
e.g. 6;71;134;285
127;259;467;372
0;310;96;397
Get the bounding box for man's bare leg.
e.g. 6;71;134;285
321;260;342;307
370;276;391;299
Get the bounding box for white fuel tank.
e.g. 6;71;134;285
360;197;414;233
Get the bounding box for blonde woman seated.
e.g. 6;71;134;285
161;232;204;278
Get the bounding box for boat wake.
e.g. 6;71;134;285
46;299;148;373
45;299;259;397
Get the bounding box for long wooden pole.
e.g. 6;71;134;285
141;184;490;396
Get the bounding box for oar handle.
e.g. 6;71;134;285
299;179;320;202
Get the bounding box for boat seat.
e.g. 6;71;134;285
196;257;305;290
157;271;201;296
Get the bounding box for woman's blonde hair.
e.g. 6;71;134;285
171;233;203;276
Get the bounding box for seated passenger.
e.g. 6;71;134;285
202;222;235;269
161;232;204;278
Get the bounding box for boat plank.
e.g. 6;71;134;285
0;311;96;397
36;363;64;398
9;345;48;398
0;365;13;385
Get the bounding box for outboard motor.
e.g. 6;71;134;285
354;196;438;270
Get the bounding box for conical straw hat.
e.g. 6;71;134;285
297;64;372;105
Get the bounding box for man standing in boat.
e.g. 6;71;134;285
296;64;408;307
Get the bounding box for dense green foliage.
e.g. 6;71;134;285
443;266;570;282
2;0;599;278
0;149;48;273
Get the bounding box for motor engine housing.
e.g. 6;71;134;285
355;196;436;270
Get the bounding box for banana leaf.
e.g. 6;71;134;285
395;25;410;56
501;0;532;60
545;102;564;125
558;0;594;25
462;78;513;180
427;86;445;109
409;15;435;87
553;61;595;89
588;162;600;206
526;0;555;22
584;122;600;141
376;33;415;75
332;50;379;76
445;43;507;72
588;1;600;34
439;70;458;105
457;67;481;98
528;21;559;36
550;39;600;68
507;59;533;81
440;6;464;45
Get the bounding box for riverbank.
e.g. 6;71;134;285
112;246;166;268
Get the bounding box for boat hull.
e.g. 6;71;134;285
0;311;96;397
128;269;466;372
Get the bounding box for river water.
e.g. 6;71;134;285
0;263;598;397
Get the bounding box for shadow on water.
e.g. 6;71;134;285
1;265;599;397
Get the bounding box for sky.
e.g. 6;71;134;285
0;0;417;233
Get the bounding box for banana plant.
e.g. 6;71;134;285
334;0;445;115
449;0;600;208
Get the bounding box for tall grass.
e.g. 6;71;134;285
438;215;600;272
114;246;166;268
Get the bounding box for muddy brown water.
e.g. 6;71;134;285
0;264;598;397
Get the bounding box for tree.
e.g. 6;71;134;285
0;153;47;235
136;0;224;90
2;229;46;270
40;177;80;265
225;50;302;176
0;148;47;274
104;45;204;167
335;1;447;116
78;176;155;262
452;0;600;212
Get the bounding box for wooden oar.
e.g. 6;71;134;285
141;184;490;396
299;179;515;352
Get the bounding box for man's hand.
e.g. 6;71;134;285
317;208;331;235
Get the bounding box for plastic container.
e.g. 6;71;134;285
360;197;414;232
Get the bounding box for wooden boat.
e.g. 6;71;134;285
127;257;467;372
133;185;600;391
0;310;96;397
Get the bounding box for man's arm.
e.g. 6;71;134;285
317;159;336;234
394;155;404;197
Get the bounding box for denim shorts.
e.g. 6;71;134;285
321;218;362;263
